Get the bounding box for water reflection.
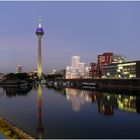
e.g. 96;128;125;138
0;86;32;97
62;88;140;115
0;88;4;97
1;85;140;138
37;84;44;139
65;88;92;111
96;93;114;115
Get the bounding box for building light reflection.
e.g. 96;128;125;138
63;88;139;115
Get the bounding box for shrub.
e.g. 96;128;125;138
4;130;11;136
12;135;18;139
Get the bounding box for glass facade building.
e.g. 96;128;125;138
103;61;140;79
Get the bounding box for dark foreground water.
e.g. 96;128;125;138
0;85;140;138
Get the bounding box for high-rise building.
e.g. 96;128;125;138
36;19;44;79
71;56;80;69
103;52;113;64
16;65;22;73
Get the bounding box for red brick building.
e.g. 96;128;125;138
89;63;98;78
97;52;113;77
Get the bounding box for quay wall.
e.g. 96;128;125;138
0;117;34;139
47;79;140;90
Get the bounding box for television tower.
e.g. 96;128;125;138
36;19;44;79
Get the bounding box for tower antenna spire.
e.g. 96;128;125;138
38;19;42;28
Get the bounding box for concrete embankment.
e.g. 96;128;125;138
48;78;140;91
0;117;34;139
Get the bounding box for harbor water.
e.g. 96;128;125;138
0;85;140;138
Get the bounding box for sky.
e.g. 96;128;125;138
0;1;140;74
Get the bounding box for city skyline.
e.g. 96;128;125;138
0;1;140;74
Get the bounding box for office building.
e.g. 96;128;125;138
103;60;140;79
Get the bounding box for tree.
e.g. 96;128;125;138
6;73;17;80
16;73;29;80
46;74;63;79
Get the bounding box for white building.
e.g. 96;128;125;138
78;62;85;78
71;56;80;69
0;73;5;82
65;56;90;79
16;65;22;73
113;55;127;63
66;66;72;79
51;69;57;74
85;67;90;78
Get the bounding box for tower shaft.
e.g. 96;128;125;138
37;35;43;79
36;20;44;80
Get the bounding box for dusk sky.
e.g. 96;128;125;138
0;1;140;74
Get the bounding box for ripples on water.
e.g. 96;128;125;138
0;85;140;138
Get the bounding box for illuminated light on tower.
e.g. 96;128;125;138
36;19;44;79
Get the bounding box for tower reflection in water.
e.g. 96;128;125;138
65;88;140;115
37;84;44;139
